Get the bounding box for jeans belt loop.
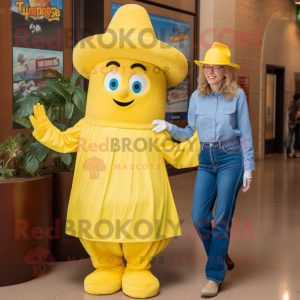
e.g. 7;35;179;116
218;140;222;149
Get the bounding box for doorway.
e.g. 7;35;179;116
265;66;284;155
295;73;300;94
295;73;300;151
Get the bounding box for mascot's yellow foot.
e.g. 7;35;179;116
84;265;124;295
122;269;160;299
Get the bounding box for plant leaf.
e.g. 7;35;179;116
70;71;81;87
25;155;39;174
26;140;50;163
0;141;7;157
65;102;74;119
46;106;52;121
29;90;60;104
53;121;66;131
60;153;72;166
72;106;85;125
63;76;71;84
13;96;40;118
67;87;75;95
12;94;40;129
72;88;87;113
33;87;56;94
13;97;27;109
55;71;63;81
12;113;34;129
45;80;69;100
24;139;50;174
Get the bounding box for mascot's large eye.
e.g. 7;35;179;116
104;72;121;91
129;74;148;94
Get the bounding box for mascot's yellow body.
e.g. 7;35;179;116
30;4;199;298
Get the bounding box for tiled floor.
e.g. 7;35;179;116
1;153;300;299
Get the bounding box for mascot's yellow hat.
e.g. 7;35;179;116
194;42;240;69
73;4;188;88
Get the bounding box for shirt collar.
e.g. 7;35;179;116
210;91;221;96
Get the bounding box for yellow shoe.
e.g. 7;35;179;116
84;265;124;295
122;269;160;298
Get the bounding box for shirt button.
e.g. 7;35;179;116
213;111;215;113
213;122;215;124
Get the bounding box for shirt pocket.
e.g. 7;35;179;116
196;109;209;127
196;108;209;116
219;107;236;127
220;107;236;115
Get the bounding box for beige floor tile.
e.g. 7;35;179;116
1;153;299;300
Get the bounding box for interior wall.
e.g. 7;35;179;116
199;0;236;62
235;0;300;159
261;15;300;147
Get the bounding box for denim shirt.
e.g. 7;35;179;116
168;88;256;171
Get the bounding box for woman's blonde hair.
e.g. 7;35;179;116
197;66;238;99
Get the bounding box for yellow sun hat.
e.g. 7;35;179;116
73;4;188;88
194;42;240;69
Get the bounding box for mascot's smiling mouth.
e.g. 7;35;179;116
113;99;134;107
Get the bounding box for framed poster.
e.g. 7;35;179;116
11;0;64;129
106;0;195;122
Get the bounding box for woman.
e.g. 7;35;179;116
152;42;255;297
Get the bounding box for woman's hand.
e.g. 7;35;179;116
152;120;172;132
242;171;252;193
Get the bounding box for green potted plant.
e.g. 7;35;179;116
0;134;53;286
13;69;86;173
12;69;89;262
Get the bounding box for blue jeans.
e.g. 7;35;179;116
286;124;299;156
191;137;244;283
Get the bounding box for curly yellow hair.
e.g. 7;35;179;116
197;66;238;99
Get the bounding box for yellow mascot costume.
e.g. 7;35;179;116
30;4;199;298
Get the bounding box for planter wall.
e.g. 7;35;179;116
0;175;53;287
52;172;88;261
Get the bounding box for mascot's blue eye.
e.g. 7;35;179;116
109;79;119;91
132;81;142;93
104;72;121;92
129;74;148;95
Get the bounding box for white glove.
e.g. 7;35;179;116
152;120;172;132
243;171;252;187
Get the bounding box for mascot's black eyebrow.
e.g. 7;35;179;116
106;61;120;68
131;63;146;71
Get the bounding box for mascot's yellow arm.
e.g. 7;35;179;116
30;104;200;167
30;103;85;153
155;131;200;169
